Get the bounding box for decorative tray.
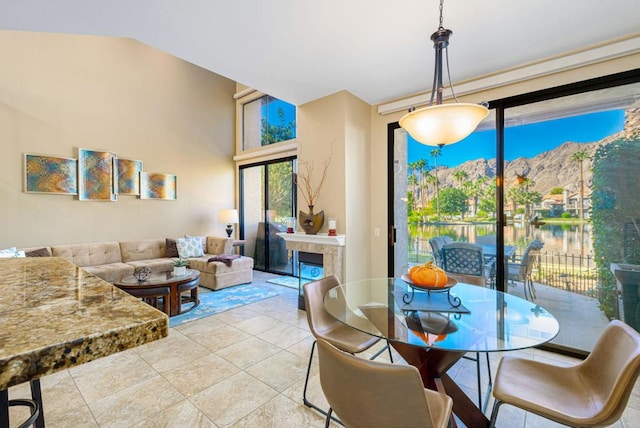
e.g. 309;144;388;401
401;274;457;291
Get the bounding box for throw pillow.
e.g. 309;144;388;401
165;238;179;258
176;237;205;258
185;235;207;253
25;247;51;257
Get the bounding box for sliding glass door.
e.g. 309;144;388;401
240;157;296;275
389;69;640;355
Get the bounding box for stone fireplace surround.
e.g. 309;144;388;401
277;233;345;282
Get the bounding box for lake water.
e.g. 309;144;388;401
409;222;592;257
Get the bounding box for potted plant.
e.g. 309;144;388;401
173;258;188;276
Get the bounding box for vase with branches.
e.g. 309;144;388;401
295;150;333;234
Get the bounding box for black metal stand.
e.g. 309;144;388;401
402;285;461;307
1;379;44;428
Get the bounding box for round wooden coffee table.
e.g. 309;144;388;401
115;269;200;317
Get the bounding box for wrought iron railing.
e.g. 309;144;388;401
408;237;604;300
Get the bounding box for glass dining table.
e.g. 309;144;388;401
323;277;559;427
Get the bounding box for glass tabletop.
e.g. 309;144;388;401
323;278;559;353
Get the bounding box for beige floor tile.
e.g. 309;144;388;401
173;313;227;335
245;349;308;392
215;336;282;370
186;323;253;352
232;394;326;427
160;353;240;397
255;320;312;349
285;335;316;360
210;306;261;325
232;313;281;335
70;350;157;404
39;370;88;419
190;371;278;427
133;400;216;428
45;403;100;428
89;375;184;428
135;330;211;372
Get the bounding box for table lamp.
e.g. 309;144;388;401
219;209;239;238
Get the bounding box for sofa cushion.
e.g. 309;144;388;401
164;238;179;258
185;235;207;253
188;255;253;274
119;239;166;262
83;263;134;283
206;236;233;255
25;247;52;257
126;258;175;273
176;237;204;258
51;242;122;267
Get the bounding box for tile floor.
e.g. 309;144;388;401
7;271;640;427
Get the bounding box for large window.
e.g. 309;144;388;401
243;95;296;150
389;69;640;355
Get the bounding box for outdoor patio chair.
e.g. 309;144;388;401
428;237;446;267
441;242;495;408
507;239;544;300
490;319;640;427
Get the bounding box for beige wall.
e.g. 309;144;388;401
368;53;640;278
297;91;371;281
0;31;237;248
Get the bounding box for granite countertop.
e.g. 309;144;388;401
0;257;169;390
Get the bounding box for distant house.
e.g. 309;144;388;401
533;189;591;218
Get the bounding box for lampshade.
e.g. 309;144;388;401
218;209;239;225
399;0;488;147
399;103;489;147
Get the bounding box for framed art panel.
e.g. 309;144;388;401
140;172;177;200
115;158;142;195
24;154;78;195
78;148;116;201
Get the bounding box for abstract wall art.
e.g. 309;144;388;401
78;148;116;201
24;154;78;195
140;172;177;200
115;158;142;195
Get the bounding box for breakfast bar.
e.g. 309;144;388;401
0;257;169;427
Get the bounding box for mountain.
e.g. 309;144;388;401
435;108;639;196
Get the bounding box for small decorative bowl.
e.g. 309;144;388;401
133;267;151;282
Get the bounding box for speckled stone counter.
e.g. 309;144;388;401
0;257;169;390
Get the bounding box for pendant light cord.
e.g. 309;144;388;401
429;0;459;106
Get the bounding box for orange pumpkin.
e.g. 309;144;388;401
408;261;448;287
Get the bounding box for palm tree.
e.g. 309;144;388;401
571;150;588;221
430;148;442;219
414;158;427;208
453;169;468;187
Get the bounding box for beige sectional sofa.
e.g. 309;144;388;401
21;236;253;290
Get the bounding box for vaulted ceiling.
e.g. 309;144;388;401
1;0;639;106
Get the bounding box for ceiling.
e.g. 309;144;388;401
1;0;639;106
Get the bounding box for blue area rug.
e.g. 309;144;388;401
169;284;279;327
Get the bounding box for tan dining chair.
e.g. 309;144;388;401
302;275;393;420
317;338;453;428
490;319;640;427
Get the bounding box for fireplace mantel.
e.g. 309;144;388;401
277;233;346;282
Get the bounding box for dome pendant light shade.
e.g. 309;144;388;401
399;103;489;147
400;0;489;147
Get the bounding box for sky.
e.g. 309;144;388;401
408;109;626;168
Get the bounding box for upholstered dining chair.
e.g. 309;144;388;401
507;239;544;300
317;338;453;428
490;319;640;427
302;275;393;420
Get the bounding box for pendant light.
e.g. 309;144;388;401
399;0;488;147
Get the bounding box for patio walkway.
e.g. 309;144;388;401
508;279;610;351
